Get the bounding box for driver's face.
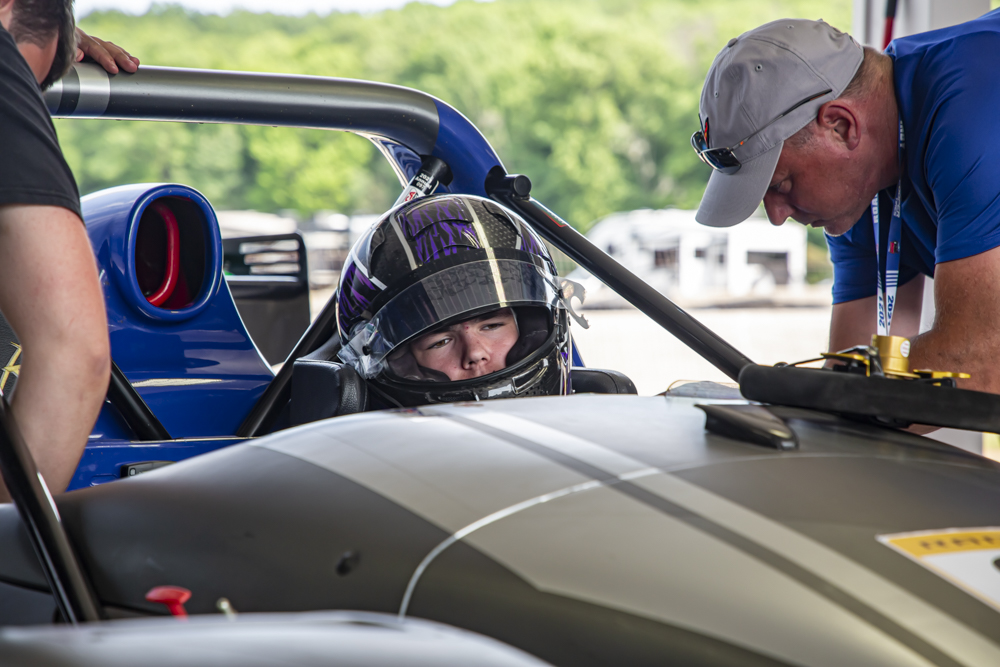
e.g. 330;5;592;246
410;308;518;381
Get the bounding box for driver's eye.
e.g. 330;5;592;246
426;336;452;350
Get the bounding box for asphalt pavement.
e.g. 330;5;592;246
572;306;832;395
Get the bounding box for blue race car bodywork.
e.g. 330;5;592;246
76;183;269;488
51;64;509;489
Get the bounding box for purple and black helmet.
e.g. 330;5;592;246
336;194;572;407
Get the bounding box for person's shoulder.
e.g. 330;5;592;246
0;25;81;215
930;24;1000;65
0;25;51;118
893;11;1000;67
891;16;1000;128
0;25;35;83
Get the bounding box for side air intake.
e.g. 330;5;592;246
134;197;208;311
82;183;223;322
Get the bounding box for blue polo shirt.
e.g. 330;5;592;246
827;8;1000;304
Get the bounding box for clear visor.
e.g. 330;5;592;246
339;259;560;379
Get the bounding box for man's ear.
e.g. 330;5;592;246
817;100;861;151
0;0;15;32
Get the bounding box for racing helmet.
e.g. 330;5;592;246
336;194;572;407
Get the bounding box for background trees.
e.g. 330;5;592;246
66;0;849;233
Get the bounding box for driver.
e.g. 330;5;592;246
335;193;573;408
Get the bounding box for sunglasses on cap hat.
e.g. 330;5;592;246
690;88;832;174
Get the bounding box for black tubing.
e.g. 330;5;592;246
740;363;1000;432
45;64;441;157
0;395;102;623
486;169;754;381
108;361;171;441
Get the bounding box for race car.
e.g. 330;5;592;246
0;63;998;667
9;63;627;489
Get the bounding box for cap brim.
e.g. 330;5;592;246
695;141;782;227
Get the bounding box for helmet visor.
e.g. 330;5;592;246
339;258;560;379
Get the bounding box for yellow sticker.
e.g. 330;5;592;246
984;433;1000;463
0;342;20;395
879;528;1000;611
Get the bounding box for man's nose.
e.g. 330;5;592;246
762;193;791;226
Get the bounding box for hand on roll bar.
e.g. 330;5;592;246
75;28;139;75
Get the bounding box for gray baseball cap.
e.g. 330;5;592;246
694;19;864;227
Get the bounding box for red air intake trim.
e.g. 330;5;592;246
145;201;180;307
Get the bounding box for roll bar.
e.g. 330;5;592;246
46;63;441;156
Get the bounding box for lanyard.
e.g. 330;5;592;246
872;120;905;336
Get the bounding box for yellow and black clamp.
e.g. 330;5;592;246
788;334;969;387
869;334;970;385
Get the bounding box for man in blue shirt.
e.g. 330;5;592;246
693;12;1000;394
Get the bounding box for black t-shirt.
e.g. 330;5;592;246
0;25;81;218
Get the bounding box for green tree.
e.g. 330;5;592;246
65;0;850;231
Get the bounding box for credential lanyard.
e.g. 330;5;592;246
872;120;905;336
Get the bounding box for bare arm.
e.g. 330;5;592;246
828;294;875;353
0;205;110;498
827;274;924;352
909;246;1000;392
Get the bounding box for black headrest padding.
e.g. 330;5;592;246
301;332;342;362
290;359;368;426
570;368;638;395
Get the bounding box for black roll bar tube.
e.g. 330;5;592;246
0;395;102;623
485;168;754;382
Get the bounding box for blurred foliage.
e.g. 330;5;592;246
806;226;833;284
66;0;850;230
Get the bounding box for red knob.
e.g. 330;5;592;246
145;585;192;619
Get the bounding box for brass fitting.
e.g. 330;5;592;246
871;334;911;376
788;334;969;385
